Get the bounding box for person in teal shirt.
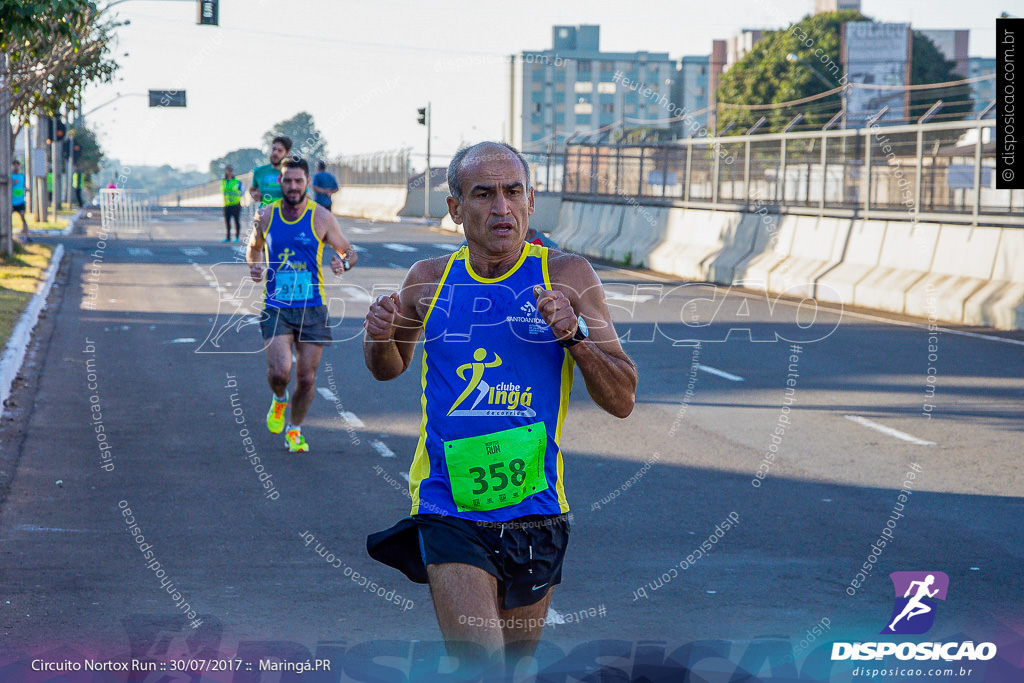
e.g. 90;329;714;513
249;135;291;208
11;160;28;241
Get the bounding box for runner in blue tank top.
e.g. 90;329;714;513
364;142;637;669
247;156;358;453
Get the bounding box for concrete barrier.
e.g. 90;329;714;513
904;225;1001;322
563;202;607;255
530;192;562;234
962;229;1024;329
646;209;738;282
766;216;850;299
733;213;796;292
704;212;760;285
334;185;407;222
853;222;940;315
439;212;464;234
550;200;585;247
591;204;627;260
814;219;887;306
509;196;1024;330
604;205;669;268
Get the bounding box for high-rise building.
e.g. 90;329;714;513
725;29;765;72
671;56;710;137
708;40;727;134
815;0;861;13
521;25;674;153
969;57;996;116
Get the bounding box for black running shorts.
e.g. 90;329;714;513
260;305;332;345
367;513;570;610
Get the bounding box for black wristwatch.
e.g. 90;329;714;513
557;315;589;348
342;258;351;272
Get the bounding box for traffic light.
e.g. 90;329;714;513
197;0;218;25
417;107;427;126
46;118;66;145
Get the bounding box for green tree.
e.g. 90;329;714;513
71;123;103;182
6;2;119;122
2;0;116;255
716;11;971;134
263;112;329;162
209;147;263;179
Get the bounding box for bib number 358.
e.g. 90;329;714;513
444;423;547;512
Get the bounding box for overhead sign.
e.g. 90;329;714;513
197;0;218;25
149;90;187;108
843;22;910;127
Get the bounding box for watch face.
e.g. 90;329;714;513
577;316;589;337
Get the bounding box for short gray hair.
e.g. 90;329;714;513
447;142;531;201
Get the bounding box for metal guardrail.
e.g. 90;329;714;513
560;118;1020;227
99;189;152;238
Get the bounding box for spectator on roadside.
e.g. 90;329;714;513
11;160;29;242
73;164;85;208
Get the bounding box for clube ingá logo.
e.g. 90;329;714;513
882;571;949;635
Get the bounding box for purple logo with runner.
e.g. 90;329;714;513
882;571;949;635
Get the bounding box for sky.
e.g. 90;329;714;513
80;0;1008;173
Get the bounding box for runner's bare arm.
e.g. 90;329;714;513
538;254;637;418
363;259;439;381
246;207;272;281
313;206;359;273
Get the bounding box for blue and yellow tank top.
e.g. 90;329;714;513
409;243;575;522
262;200;325;309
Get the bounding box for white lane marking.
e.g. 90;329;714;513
316;391;368;428
546;607;565;625
340;411;365;428
433;243;460;251
127;247;152;256
696;364;745;382
352;245;367;252
166;338;197;344
383;243;418;253
16;524;98;533
388;263;403;269
371;440;396;458
181;247;207;256
400;472;409;482
348;226;384;234
603;289;655;304
844;415;936;446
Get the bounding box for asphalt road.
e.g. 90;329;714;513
0;208;1021;682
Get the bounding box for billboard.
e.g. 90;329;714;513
843;22;911;127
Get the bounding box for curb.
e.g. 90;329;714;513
0;243;65;415
27;208;81;237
